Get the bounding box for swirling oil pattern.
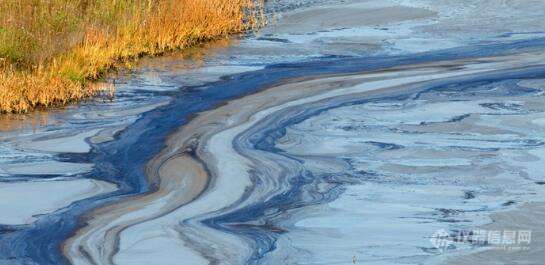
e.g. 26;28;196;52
2;1;545;265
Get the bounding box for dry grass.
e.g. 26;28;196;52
0;0;262;113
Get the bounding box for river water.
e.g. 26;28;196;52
1;1;545;264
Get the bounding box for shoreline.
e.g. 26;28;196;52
3;1;545;264
0;0;260;113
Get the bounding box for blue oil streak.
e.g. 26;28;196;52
0;37;545;264
203;66;545;263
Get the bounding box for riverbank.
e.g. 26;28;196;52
0;0;261;113
3;1;545;264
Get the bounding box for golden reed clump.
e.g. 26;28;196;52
0;0;263;113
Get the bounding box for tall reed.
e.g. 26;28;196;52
0;0;262;113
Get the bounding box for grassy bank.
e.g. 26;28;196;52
0;0;261;113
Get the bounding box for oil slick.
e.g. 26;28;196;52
2;1;545;265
